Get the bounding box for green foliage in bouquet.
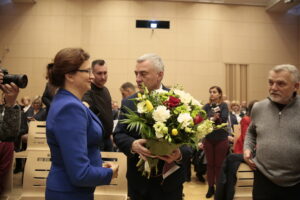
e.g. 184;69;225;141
121;86;226;178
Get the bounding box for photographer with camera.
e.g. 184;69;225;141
0;69;22;195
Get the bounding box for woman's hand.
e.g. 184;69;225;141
103;162;119;178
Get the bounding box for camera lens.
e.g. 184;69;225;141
3;74;28;88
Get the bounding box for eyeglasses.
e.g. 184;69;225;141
76;68;92;75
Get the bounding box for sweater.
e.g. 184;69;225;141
244;96;300;187
82;83;113;139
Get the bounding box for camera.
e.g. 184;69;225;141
0;68;28;88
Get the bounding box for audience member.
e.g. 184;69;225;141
13;109;28;174
230;101;242;123
19;96;31;113
202;86;229;198
244;64;300;199
42;81;57;116
193;142;206;182
0;72;21;195
45;48;118;200
114;53;192;200
111;100;120;120
82;59;114;152
26;96;46;121
233;100;257;154
240;100;248;117
120;82;136;99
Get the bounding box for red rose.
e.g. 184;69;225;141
193;115;204;125
164;96;181;108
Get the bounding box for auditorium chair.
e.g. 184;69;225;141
94;151;128;200
18;150;50;200
19;150;127;200
234;163;254;200
15;121;48;159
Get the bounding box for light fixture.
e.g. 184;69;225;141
150;22;158;29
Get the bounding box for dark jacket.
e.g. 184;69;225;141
82;83;113;139
215;154;244;200
113;91;192;197
25;107;47;122
203;102;229;140
0;105;21;142
42;83;56;115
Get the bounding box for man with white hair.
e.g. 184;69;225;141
244;64;300;199
114;53;191;200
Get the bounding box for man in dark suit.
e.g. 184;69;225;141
114;53;192;200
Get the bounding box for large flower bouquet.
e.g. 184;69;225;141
121;86;225;178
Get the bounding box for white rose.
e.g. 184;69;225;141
152;105;171;122
174;89;192;105
177;113;193;128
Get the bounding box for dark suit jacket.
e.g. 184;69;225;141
46;89;112;196
42;82;56;115
25;106;47;121
113;90;192;193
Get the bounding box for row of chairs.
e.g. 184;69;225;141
2;121;127;200
21;150;127;200
3;121;253;200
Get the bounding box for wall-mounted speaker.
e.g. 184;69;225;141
136;20;170;29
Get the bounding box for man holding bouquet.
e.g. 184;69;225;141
114;53;192;200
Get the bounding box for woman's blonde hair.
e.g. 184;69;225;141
32;96;43;108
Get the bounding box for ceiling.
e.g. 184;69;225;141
6;0;300;13
147;0;269;7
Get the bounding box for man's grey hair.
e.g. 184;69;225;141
271;64;300;83
137;53;164;72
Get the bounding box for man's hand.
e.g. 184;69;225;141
198;142;204;150
27;116;36;121
1;82;19;107
228;135;234;142
131;139;154;161
243;149;256;170
103;162;119;179
157;148;182;164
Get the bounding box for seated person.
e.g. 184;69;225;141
233;100;258;154
26;96;46;122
